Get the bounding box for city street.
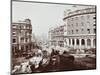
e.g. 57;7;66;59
12;2;96;74
12;50;96;74
31;55;96;73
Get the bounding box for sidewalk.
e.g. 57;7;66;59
12;57;27;66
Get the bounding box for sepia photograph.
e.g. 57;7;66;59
11;0;96;74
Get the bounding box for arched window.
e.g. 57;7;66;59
93;39;96;46
87;39;91;46
69;39;71;45
81;39;85;45
76;39;79;45
72;39;74;45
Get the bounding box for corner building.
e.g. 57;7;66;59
12;19;32;56
63;6;96;49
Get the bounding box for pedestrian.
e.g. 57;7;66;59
25;65;32;73
12;64;21;74
20;61;29;73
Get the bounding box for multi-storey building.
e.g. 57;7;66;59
12;19;32;56
63;6;96;49
49;25;65;47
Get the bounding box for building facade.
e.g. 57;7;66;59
49;25;65;47
63;6;96;49
12;19;32;56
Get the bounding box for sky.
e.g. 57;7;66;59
12;1;91;40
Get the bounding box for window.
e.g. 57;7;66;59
76;29;78;33
87;39;91;46
94;28;96;34
72;39;74;45
26;38;28;42
72;30;74;34
76;17;78;20
72;18;73;21
12;46;17;52
81;16;84;19
21;37;24;42
87;29;90;34
13;25;17;28
69;39;71;45
13;39;16;43
81;29;84;32
26;46;28;50
25;32;27;36
12;33;16;36
76;39;79;45
26;25;29;29
21;37;24;40
94;24;96;26
93;15;96;19
81;39;85;45
12;31;16;35
68;19;70;22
